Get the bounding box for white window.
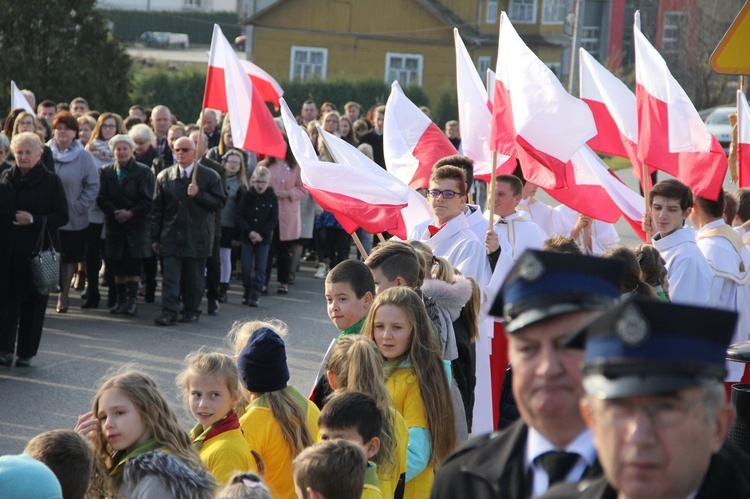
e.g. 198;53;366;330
663;11;687;54
385;53;423;87
290;46;328;81
542;0;566;24
581;26;601;58
184;0;202;7
486;0;499;23
477;56;492;76
509;0;537;24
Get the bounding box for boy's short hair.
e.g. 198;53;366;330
496;174;523;197
542;235;582;254
24;430;93;499
694;190;724;219
737;188;750;223
724;189;738;224
433;155;474;189
365;240;423;288
649;179;693;211
430;165;467;195
319;391;383;443
326;260;376;298
293;440;366;499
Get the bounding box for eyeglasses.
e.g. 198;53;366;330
254;180;268;185
427;189;461;199
101;124;117;129
174;147;194;153
591;396;702;429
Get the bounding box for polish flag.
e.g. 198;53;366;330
738;90;750;188
383;81;458;189
239;59;284;110
453;29;513;180
203;24;286;158
279;98;432;239
578;48;655;184
10;81;34;114
490;12;597;189
634;16;727;200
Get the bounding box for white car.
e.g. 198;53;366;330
703;106;734;154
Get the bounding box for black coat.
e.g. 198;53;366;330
0;164;68;302
97;159;155;260
541;442;750;499
235;186;278;243
431;421;602;499
151;164;225;258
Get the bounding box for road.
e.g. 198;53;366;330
126;45;245;65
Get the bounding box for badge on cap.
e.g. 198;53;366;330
517;252;545;282
616;303;650;347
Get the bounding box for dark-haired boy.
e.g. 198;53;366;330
25;430;93;499
319;392;384;499
293;439;367;499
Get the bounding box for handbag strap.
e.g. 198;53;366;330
33;216;49;253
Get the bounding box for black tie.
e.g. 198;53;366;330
536;451;580;486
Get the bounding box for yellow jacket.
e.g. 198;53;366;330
199;427;255;484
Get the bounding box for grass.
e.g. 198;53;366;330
601;155;634;171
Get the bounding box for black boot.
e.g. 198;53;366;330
122;282;138;316
145;279;156;303
110;283;127;314
218;283;228;303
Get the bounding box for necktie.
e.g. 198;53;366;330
536;451;580;486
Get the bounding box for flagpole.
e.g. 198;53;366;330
642;161;651;243
193;109;207;184
352;232;368;259
376;233;386;243
486;152;498;254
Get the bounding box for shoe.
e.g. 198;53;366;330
0;353;13;367
208;299;220;316
242;291;250;305
314;264;328;279
218;283;228;303
122;282;138;316
277;287;288;295
80;293;100;309
15;357;31;368
110;283;128;314
261;286;269;296
154;313;178;326
178;313;200;324
81;289;88;300
248;296;259;307
56;306;68;314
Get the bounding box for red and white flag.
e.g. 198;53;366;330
738;89;750;188
279;98;432;239
454;29;512;180
239;59;284;110
10;81;34;114
383;81;457;189
490;12;597;189
634;14;727;200
203;24;286;158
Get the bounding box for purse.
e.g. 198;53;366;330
29;217;60;295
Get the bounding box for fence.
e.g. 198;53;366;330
101;9;242;45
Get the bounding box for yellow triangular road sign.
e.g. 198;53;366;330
711;1;750;75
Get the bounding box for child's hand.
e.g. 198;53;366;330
75;411;99;442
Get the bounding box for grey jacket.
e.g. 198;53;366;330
119;450;214;499
48;139;100;231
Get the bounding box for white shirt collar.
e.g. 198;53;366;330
525;427;597;496
697;218;726;236
178;163;194;178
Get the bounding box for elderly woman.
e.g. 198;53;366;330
0;134;11;174
48;111;99;313
96;135;154;316
9;112;55;172
0;132;68;367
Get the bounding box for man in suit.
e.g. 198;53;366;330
431;250;624;499
543;298;750;498
151;137;225;326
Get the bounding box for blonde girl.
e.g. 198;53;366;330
176;352;255;484
228;320;320;499
75;369;214;498
327;334;408;499
363;287;456;499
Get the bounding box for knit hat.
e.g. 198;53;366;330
0;454;62;498
108;134;136;153
238;327;290;393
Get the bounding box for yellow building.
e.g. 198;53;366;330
243;0;573;104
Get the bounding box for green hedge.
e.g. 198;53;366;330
101;9;241;45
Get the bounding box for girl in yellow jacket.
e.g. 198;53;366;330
177;351;255;484
363;287;456;499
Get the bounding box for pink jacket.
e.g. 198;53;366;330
268;160;306;241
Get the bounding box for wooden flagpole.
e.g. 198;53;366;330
486;152;498;254
642;161;651;243
192;109;207;184
352;232;368;259
376;233;386;243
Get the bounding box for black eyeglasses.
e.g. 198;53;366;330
174;147;194;152
427;189;461;199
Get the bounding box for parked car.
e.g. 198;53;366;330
703;106;734;154
140;31;189;49
235;35;246;51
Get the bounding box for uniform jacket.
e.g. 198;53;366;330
119;450;214;499
199;427;254;485
0;164;68;302
150;164;225;258
97;159;154;260
430;421;602;499
235;186;278;243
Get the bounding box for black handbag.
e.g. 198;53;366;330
29;217;60;295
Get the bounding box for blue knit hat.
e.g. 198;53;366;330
238;327;290;393
0;454;62;498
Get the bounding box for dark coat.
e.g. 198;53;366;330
541;442;750;499
97;159;155;260
235;186;278;243
431;421;602;499
359;130;385;168
0;164;68;302
151;164;225;258
198;155;227;238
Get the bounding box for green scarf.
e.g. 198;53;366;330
108;438;163;485
337;316;366;340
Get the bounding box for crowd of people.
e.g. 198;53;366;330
2;91;750;499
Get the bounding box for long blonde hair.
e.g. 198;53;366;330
362;287;456;465
327;335;397;474
176;351;241;416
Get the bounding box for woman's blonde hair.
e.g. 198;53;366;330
176;351;241;413
362;287;457;465
327;335;397;474
12;111;37;138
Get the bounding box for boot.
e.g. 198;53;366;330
110;283;128;314
107;284;117;308
122;282;138;316
144;279;156;303
218;283;228;303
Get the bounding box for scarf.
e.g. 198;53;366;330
108;438;163;485
337;316;366;340
91;139;114;162
47;138;84;164
189;410;241;451
116;159;133;182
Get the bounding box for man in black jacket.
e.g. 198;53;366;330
431;250;624;499
151;137;225;326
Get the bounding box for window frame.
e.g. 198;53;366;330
541;0;566;25
662;11;687;55
486;0;499;24
384;52;424;87
289;46;328;82
477;56;492;76
509;0;538;24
